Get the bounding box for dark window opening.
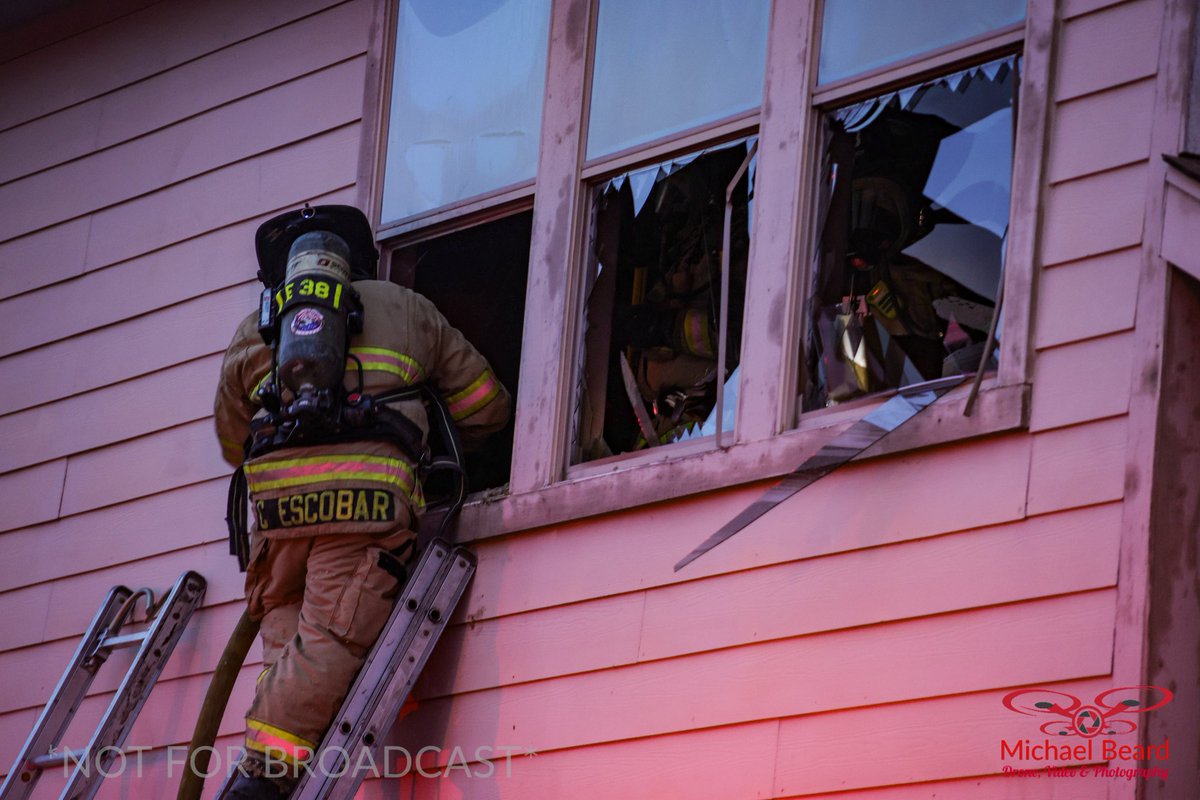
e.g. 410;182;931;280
390;211;530;492
803;56;1016;411
572;140;755;464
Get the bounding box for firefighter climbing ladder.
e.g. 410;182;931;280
215;539;475;800
0;571;207;800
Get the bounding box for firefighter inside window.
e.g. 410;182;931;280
574;139;753;463
804;56;1016;410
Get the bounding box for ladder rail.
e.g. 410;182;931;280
322;548;474;800
0;573;207;800
299;543;474;800
0;586;133;800
62;571;207;800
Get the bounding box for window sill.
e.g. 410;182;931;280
453;378;1029;543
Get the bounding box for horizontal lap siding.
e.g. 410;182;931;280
395;592;1116;765
0;1;1164;799
0;0;347;131
0;188;354;357
0;0;370;791
391;2;1155;797
0;1;371;186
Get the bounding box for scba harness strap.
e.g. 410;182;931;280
225;385;468;572
226;206;467;569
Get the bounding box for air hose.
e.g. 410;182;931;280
176;608;260;800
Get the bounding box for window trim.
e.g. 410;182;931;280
454;379;1028;543
365;0;1054;533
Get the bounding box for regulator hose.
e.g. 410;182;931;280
176;608;260;800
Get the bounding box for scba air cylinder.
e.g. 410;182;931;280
276;231;354;393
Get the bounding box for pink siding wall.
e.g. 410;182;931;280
378;1;1168;797
0;0;371;797
0;0;1182;798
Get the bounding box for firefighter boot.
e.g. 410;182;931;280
225;755;298;799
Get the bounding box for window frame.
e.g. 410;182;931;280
364;0;1055;543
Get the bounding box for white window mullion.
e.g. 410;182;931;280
735;0;821;442
509;0;595;493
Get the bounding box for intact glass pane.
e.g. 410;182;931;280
586;0;769;159
819;0;1025;84
381;0;551;222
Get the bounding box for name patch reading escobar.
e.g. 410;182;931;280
256;489;394;529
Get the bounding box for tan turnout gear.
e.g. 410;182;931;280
214;278;510;767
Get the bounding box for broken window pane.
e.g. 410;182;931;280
572;139;755;464
390;212;530;491
819;0;1025;84
382;0;551;222
586;0;769;159
802;57;1016;411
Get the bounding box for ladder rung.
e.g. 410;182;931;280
28;749;86;770
99;630;149;650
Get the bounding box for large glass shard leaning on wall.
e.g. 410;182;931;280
381;0;551;222
803;57;1016;411
586;0;769;159
818;0;1025;84
572;139;756;463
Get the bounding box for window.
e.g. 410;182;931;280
389;212;531;492
586;0;770;159
799;1;1026;415
803;57;1017;410
380;0;551;226
376;1;550;497
571;139;755;463
817;0;1025;85
369;0;1050;532
564;0;770;467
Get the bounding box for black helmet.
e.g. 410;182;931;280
254;204;379;288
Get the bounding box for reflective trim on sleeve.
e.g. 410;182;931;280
246;718;315;766
446;369;501;420
219;437;243;461
245;453;417;497
681;309;715;358
349;347;425;385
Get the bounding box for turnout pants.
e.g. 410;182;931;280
241;526;414;767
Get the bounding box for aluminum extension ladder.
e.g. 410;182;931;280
0;571;207;800
216;539;475;800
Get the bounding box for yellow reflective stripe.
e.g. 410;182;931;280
246;718;315;765
246;454;417;496
247;718;316;748
447;369;501;420
248;471;413;493
349;347;424;384
682;309;714;357
245;454;410;473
